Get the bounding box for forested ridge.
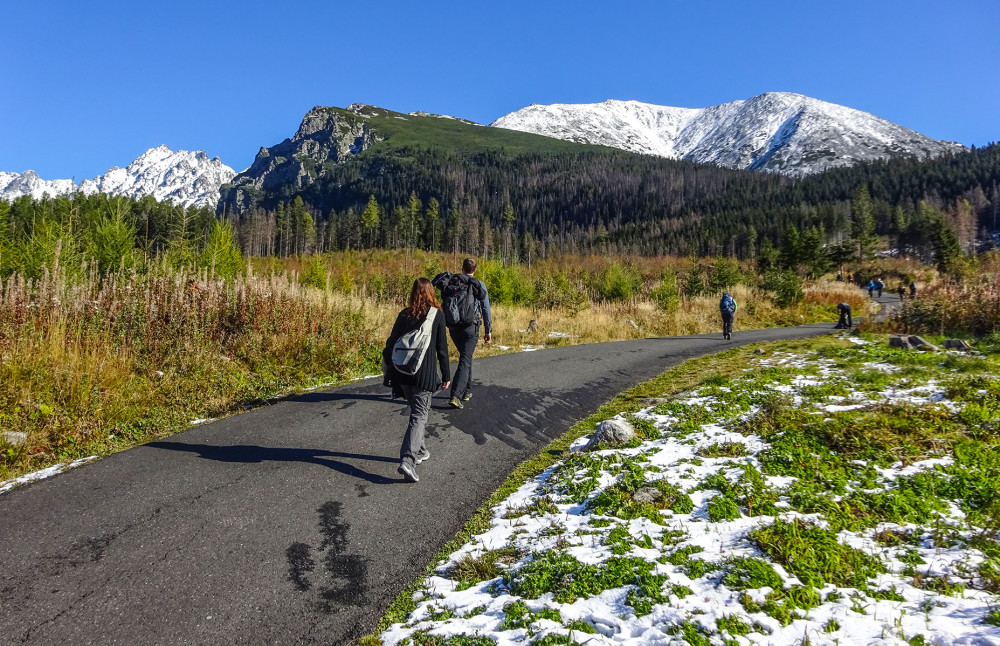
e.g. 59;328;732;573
216;106;999;260
2;104;997;273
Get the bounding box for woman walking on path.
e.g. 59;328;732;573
383;278;451;483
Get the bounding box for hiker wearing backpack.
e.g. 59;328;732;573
719;292;737;340
383;278;451;483
432;258;492;409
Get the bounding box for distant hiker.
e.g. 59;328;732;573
897;283;906;301
432;258;492;409
875;279;884;298
867;280;875;298
836;271;843;282
847;273;854;285
383;278;451;483
719;292;737;340
836;302;853;329
910;282;918;298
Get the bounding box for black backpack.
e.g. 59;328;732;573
441;274;480;326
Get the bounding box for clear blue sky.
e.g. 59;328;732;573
2;0;997;180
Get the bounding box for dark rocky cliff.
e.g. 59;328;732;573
218;106;381;213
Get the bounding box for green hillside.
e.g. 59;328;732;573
218;105;999;258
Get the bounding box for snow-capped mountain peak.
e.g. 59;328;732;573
1;146;236;208
490;92;964;175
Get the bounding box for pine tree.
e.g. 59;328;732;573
289;197;305;254
361;195;380;248
407;191;422;250
850;186;878;263
325;210;339;252
425;197;441;251
502;202;515;265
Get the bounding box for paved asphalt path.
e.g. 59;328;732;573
0;322;849;645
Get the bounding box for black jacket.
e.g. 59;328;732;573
383;307;451;392
431;271;492;334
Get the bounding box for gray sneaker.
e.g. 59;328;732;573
449;397;464;409
397;462;419;483
415;450;430;465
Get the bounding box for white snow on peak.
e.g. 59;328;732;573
490;92;965;175
1;146;236;209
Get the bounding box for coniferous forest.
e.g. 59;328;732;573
0;142;996;283
212;105;1000;263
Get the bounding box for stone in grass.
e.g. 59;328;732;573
3;432;27;446
582;418;636;451
632;487;663;505
943;339;973;351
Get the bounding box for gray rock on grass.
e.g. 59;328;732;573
632;487;663;504
3;432;28;446
582;418;636;451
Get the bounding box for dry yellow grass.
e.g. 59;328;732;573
1;254;866;483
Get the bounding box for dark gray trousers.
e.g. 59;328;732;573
721;312;734;336
399;385;432;467
448;323;479;398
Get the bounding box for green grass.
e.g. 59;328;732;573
342;106;612;157
721;557;784;591
500;551;667;610
750;519;887;590
368;334;1000;644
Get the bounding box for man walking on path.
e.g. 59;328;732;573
719;292;737;340
433;258;492;409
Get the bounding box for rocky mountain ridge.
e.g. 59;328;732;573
490;92;965;175
219;105;385;212
0;145;235;209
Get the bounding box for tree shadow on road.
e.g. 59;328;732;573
146;441;401;484
288;390;401;410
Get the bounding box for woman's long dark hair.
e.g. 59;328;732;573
407;278;441;319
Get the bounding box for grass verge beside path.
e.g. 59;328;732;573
365;332;1000;646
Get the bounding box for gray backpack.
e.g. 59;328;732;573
392;308;437;375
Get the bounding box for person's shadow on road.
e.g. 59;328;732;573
146;442;402;484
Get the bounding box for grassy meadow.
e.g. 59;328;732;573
366;333;1000;646
0;249;871;483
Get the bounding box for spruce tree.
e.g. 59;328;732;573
361;195;380;248
850;186;878;263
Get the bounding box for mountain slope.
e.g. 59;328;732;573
0;146;235;209
490;92;965;175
